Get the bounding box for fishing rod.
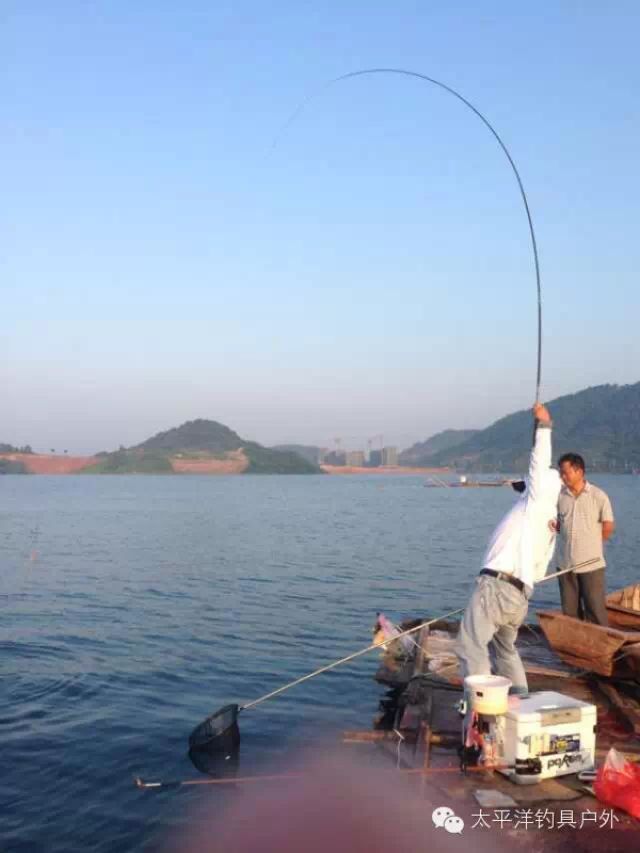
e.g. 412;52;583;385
392;558;601;646
134;762;519;791
178;607;465;755
242;607;464;710
135;771;306;790
536;557;601;586
272;68;543;402
132;611;466;792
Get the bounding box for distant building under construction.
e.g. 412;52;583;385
321;442;398;468
345;450;366;467
368;449;382;467
381;446;398;466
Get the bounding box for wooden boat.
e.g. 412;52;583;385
370;614;640;747
341;615;640;839
607;583;640;630
537;610;640;678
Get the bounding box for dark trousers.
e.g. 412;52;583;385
558;568;608;626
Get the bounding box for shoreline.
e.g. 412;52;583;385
1;453;451;476
321;464;451;475
0;452;98;474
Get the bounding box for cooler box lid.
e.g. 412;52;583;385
505;691;596;723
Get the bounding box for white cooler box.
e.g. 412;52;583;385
497;691;597;785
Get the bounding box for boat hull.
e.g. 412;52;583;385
537;610;640;678
606;584;640;630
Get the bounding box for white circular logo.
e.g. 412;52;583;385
444;815;465;834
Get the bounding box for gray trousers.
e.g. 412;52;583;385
455;574;530;694
558;568;608;625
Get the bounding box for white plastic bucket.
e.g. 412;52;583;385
464;675;512;715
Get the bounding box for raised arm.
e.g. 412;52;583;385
527;403;552;503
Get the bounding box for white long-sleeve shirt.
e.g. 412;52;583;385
482;425;561;590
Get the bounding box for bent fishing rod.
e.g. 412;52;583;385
137;75;548;789
272;68;543;402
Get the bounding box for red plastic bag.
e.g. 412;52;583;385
594;747;640;819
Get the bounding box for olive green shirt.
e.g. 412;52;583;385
556;482;614;573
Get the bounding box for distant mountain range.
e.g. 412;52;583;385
3;382;639;475
420;383;640;473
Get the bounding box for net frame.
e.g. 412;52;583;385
189;703;241;753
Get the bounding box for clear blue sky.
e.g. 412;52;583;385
3;1;639;453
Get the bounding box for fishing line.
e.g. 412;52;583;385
272;68;543;402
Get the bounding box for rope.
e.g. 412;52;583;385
273;68;543;402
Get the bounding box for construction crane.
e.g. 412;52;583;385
366;434;384;465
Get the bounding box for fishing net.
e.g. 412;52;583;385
189;744;240;777
189;703;240;754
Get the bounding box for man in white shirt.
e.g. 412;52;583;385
455;403;561;695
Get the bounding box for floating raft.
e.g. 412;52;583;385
341;617;640;844
424;479;513;488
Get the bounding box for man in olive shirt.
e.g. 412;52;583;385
554;453;615;625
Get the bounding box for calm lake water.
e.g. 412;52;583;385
2;474;639;851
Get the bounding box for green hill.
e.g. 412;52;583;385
399;429;478;466
125;419;321;474
244;443;320;474
135;419;243;454
427;382;640;473
81;450;174;474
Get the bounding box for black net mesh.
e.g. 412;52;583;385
189;703;241;753
189;744;240;777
